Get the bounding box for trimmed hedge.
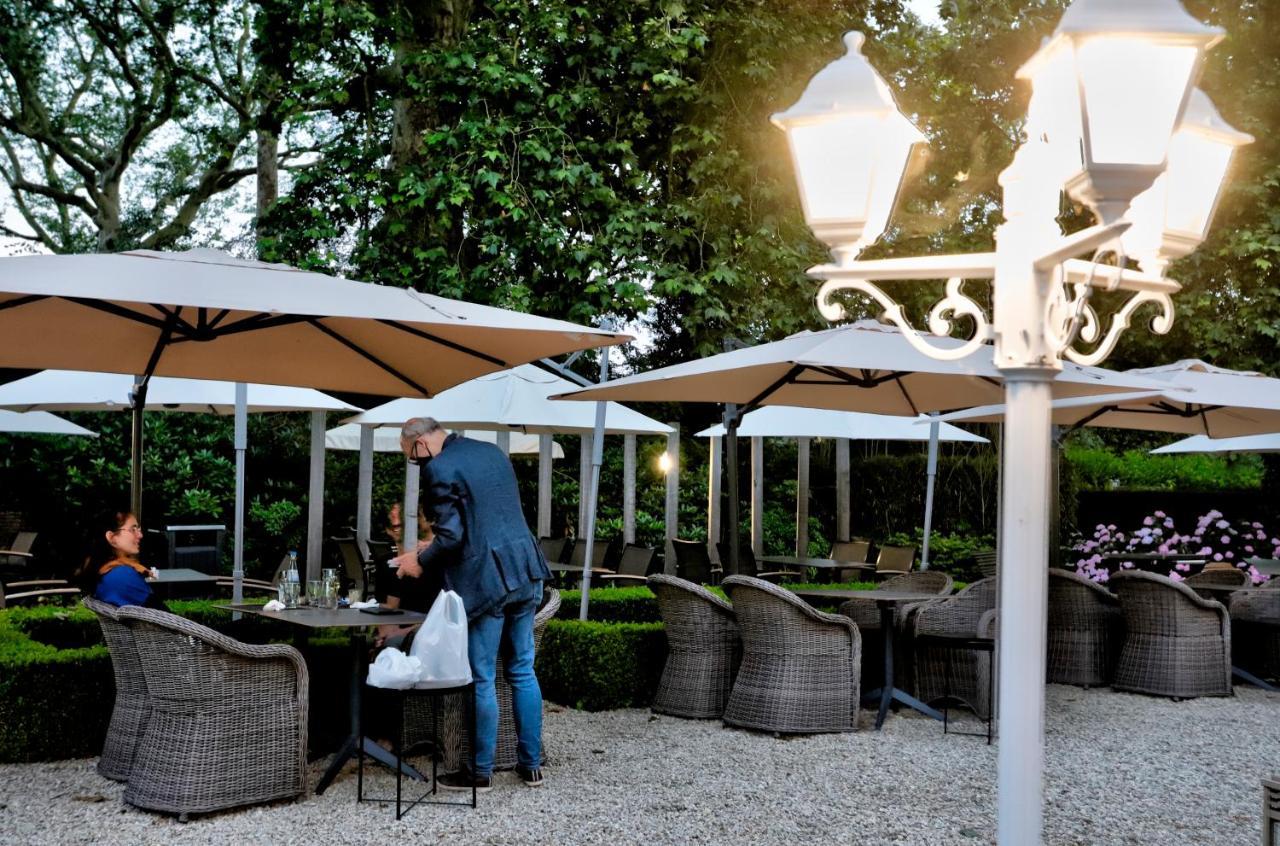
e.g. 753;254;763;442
556;586;661;623
537;620;666;711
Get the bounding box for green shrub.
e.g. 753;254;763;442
556;586;660;623
537;620;666;711
1066;446;1264;492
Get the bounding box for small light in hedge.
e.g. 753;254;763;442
657;451;674;475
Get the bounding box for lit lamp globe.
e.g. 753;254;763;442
772;32;924;264
657;452;674;475
1122;88;1253;275
1018;0;1223;224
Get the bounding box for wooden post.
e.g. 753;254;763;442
306;410;326;582
750;436;764;557
495;429;511;455
537;435;553;537
796;437;810;557
623;434;637;544
707;435;722;560
664;424;680;572
836;437;851;542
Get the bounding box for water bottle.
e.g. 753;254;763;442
287;549;300;582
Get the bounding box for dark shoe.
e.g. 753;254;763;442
515;765;544;787
438;770;492;793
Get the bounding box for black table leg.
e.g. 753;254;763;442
862;600;944;730
315;632;426;795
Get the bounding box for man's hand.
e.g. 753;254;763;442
393;549;422;579
374;623;414;647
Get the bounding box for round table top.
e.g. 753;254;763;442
792;589;942;603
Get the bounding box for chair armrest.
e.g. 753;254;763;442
0;550;34;558
598;574;648;585
5;579;70;589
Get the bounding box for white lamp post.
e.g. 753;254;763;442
777;2;1243;844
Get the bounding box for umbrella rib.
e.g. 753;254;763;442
62;297;171;330
740;364;806;416
0;294;47;312
306;319;433;397
141;309;181;382
892;375;919;416
379;320;507;367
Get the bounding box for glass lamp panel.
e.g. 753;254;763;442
786;114;884;227
1163;130;1233;237
862;115;918;246
1028;43;1085;177
1076;37;1198;165
1121;175;1167;259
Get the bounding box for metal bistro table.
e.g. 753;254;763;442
546;562;612;588
760;556;876;580
1099;552;1208;565
147;567;220;598
218;603;428;794
1177;584;1279;693
792;589;944;730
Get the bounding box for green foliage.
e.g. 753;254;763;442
557;587;661;623
1066;447;1264;492
536;620;666;711
883;529;994;582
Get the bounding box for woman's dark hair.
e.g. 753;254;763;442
73;509;134;592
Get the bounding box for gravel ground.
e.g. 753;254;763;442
1;684;1276;845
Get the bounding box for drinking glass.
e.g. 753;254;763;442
306;580;324;607
347;588;363;605
280;581;300;609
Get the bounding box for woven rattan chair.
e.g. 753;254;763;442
1110;570;1232;699
1230;579;1280;681
909;577;998;719
672;539;715;585
1186;566;1248;602
648;574;741;719
406;588;562;773
838;571;953;632
1047;569;1122;687
720;576;861;733
115;605;308;817
83;597;150;782
1265;777;1280;846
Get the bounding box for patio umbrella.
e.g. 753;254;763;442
341;363;670;596
0;409;97;437
0;248;626;589
934;360;1280;438
556;319;1161;569
325;423;564;457
696;406;987;567
1151;433;1280;454
0;370;358;586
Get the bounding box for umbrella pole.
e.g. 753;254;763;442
724;405;740;576
579;345;610;621
920;414;940;570
129;377;148;519
356;425;374;553
232;383;247;606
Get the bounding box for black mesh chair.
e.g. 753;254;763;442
716;541;793;582
599;545;656;587
539;536;570;565
672;539;715;585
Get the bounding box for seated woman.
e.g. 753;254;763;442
74;510;166;609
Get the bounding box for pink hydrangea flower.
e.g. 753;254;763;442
1213;553;1224;561
1221;535;1232;545
1143;516;1154;526
1168;572;1184;582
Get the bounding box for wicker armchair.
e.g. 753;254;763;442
838;572;953;632
1186;566;1249;602
720;576;860;733
1047;570;1122;687
648;575;741;719
83;598;150;782
909;577;998;719
114;606;308;816
1110;571;1231;699
406;588;561;773
1229;580;1280;681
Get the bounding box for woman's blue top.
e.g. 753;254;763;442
94;565;154;607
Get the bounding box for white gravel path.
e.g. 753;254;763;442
1;684;1276;845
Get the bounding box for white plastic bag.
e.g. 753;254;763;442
409;590;472;688
366;647;424;689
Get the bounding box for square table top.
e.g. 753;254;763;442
217;603;426;629
759;556;874;570
791;589;941;604
148;568;219;584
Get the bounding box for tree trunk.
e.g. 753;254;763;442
256;127;278;223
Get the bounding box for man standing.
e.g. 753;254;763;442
392;416;551;791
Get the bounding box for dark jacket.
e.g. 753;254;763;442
407;434;549;621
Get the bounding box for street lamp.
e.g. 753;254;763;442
771;32;925;263
657;451;674;475
1122;88;1254;274
777;2;1242;844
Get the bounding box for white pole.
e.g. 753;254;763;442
537;435;553;537
664;424;680;571
578;433;591;536
623;434;637;544
795;437;810;557
836;437;850;542
750;436;764;556
707;435;722;557
402;459;420;553
356;425;374;554
306;410;326;583
495;429;511;455
578;344;610;620
996;376;1052;845
232;383;247;605
921;415;940;570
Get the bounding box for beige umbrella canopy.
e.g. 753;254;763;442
936;360;1280;439
0;249;626;397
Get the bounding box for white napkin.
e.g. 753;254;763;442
262;599;285;611
350;599;379;609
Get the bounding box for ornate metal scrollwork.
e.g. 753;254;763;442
1062;289;1174;366
815;275;991;361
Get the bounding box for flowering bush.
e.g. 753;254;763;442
1071;509;1277;584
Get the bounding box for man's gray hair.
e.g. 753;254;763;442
400;417;443;442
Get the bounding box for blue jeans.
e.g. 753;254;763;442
467;580;543;777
